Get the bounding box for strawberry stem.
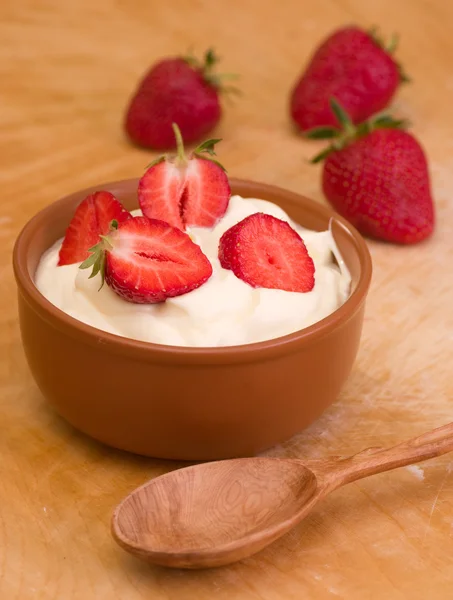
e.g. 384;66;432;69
183;47;240;94
172;123;186;163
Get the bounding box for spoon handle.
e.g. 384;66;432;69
308;421;453;489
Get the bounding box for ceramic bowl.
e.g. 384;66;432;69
13;178;372;460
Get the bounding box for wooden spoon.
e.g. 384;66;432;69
112;422;453;569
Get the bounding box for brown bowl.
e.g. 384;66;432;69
13;178;372;460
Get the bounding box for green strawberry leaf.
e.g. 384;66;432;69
79;244;104;278
79;223;117;290
79;249;99;269
193;137;227;170
330;98;353;129
355;121;372;137
88;250;103;280
204;48;219;69
145;155;166;170
397;63;411;84
310;147;335;164
94;252;106;289
199;48;241;93
387;33;399;53
309;99;410;164
372;115;410;129
194;138;222;156
305;126;340;140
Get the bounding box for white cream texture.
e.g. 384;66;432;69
35;195;351;347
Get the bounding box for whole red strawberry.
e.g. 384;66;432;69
312;100;434;245
125;49;237;150
290;26;409;133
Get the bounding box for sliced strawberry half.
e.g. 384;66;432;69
218;213;315;293
80;216;213;304
58;191;131;265
138;123;230;230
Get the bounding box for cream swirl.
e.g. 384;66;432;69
35;195;351;347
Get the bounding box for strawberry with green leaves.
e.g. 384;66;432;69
125;48;238;150
138;123;231;230
80;217;212;304
311;99;434;245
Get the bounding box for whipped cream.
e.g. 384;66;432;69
35;196;351;347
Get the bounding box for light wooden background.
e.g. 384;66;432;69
1;1;453;598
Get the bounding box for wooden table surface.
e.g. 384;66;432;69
2;1;453;598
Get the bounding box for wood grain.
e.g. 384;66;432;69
1;0;453;598
112;458;318;568
112;423;453;569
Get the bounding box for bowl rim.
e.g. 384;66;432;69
13;177;372;364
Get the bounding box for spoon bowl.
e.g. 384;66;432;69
112;422;453;569
112;458;317;568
